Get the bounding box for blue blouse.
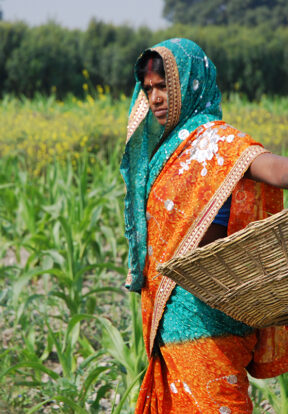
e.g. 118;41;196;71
212;195;231;227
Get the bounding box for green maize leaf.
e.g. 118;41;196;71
112;369;146;414
63;314;96;347
101;225;117;258
40;328;54;361
15;380;42;386
52;220;61;246
59;216;75;280
1;361;60;381
23;293;45;310
41;249;65;266
110;381;120;413
0;183;14;189
78;336;104;358
83;286;125;298
97;316;135;375
12;268;51;306
249;377;280;410
64;321;80;353
78;351;104;371
47;268;73;287
74;262;127;279
26;398;55;413
90;384;112;410
46;321;72;378
0;348;15;359
41;199;65;219
278;374;288;414
53;396;90;413
90;262;127;276
49;290;76;313
79;366;110;401
27;396;90;414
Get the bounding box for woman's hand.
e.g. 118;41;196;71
245;153;288;188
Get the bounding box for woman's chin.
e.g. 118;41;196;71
155;115;167;125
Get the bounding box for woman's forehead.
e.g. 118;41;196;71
143;72;165;85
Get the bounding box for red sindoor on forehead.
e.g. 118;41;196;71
147;58;153;73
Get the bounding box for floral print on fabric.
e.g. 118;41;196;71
179;123;235;176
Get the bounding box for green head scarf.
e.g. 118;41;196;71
120;38;222;292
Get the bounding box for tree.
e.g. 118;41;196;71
0;22;28;95
163;0;288;27
5;22;83;97
81;20;153;95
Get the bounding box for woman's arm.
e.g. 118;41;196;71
245;153;288;188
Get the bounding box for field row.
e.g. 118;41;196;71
0;94;287;175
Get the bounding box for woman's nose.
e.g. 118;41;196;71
151;89;162;104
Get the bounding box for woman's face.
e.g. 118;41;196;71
143;71;168;125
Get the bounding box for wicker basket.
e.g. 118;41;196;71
157;209;288;328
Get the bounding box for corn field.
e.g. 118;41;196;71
0;93;287;413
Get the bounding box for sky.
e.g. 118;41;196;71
1;0;168;30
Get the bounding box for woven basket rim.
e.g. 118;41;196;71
158;208;288;271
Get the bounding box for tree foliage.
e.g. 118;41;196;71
0;21;28;93
158;24;288;99
81;20;152;95
163;0;288;27
0;20;288;100
4;22;83;97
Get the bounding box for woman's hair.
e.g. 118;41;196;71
136;51;165;84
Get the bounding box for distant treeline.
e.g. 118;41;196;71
0;20;288;100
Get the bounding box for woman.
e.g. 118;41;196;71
121;38;288;413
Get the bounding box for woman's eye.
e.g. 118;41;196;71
144;86;151;94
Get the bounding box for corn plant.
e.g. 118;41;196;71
249;375;288;414
0;147;131;411
100;293;147;413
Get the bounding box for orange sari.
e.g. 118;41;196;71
122;38;288;413
133;121;288;414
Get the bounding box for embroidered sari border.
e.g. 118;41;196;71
149;144;268;355
126;90;149;143
125;269;132;286
153;46;181;136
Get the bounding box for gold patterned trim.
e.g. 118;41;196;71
125;269;132;286
149;145;268;355
126;90;149;143
153;46;182;137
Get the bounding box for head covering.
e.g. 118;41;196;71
120;38;222;292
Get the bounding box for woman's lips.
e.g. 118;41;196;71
154;108;167;118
